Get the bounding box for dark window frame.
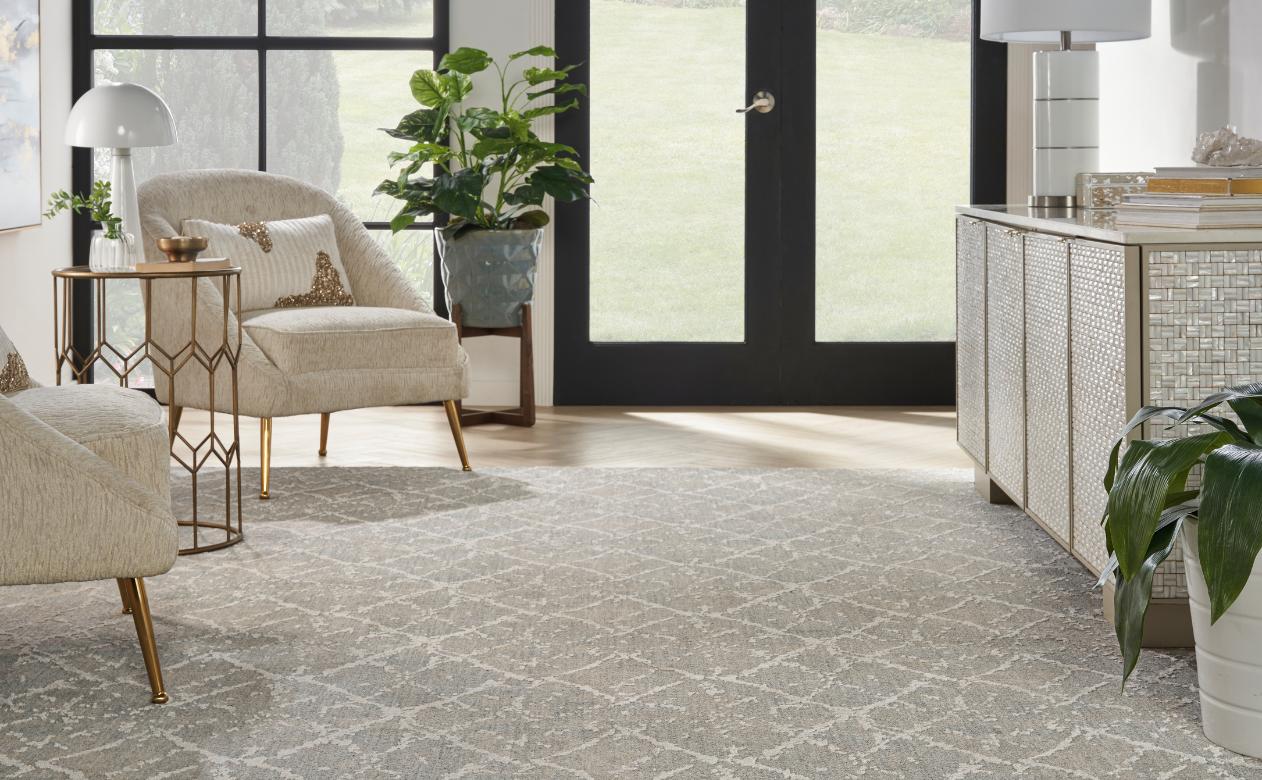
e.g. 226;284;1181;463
70;1;451;373
553;0;1007;405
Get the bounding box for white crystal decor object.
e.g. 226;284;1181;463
1192;126;1262;166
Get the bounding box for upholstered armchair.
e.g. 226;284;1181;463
0;331;177;704
138;170;472;499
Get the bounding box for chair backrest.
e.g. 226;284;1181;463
137;169;369;267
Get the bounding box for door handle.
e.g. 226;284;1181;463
736;91;775;114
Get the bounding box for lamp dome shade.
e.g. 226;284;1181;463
65;82;177;149
981;0;1151;44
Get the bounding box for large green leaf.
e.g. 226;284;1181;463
381;108;444;143
522;64;577;86
433;169;487;223
1103;406;1248;494
1228;397;1262;446
410;70;446;107
523;99;580;121
441;47;492;75
510;45;558;61
525;82;587;101
529;165;593;202
1115;516;1185;686
1108;431;1232;578
1176;382;1262;428
1096;497;1198;589
1198;443;1262;622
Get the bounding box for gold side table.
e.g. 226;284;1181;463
52;266;244;554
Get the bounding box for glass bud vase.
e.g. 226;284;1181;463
88;230;137;272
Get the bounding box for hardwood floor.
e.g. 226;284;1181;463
178;405;968;470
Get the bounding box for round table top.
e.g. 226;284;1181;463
52;264;242;280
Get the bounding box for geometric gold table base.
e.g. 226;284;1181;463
53;265;244;555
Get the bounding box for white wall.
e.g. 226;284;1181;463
451;0;557;408
0;1;71;385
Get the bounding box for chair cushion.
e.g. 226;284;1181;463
242;306;463;375
11;385;171;503
183;214;355;312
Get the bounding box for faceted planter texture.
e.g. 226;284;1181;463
1183;521;1262;759
436;228;541;328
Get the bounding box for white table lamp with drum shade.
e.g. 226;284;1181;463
981;0;1151;208
64;82;177;248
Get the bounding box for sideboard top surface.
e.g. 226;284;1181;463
957;204;1262;246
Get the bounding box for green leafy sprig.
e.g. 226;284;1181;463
44;181;124;240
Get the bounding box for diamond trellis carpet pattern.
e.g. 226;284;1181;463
2;467;1261;779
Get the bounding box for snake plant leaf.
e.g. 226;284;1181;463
1096;496;1199;590
1197;443;1262;622
1108;431;1232;578
1116;516;1185;687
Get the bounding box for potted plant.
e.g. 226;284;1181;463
45;181;136;272
1103;382;1262;757
376;46;593;327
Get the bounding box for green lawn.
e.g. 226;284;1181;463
588;0;968;342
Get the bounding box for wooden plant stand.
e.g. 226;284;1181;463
451;302;535;427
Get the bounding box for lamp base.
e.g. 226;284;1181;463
1028;194;1077;209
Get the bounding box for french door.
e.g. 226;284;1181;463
555;0;1005;404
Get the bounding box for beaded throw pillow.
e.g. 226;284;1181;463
0;330;31;395
182;214;355;313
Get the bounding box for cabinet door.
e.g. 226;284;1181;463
1023;234;1071;543
985;224;1025;503
1070;239;1138;574
955;217;987;466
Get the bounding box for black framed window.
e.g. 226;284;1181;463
71;1;449;382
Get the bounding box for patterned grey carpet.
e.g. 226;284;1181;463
2;467;1261;779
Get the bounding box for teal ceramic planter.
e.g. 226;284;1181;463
436;228;542;328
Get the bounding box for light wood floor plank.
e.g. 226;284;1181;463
177;406;968;470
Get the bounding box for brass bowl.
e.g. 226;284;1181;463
156;235;209;263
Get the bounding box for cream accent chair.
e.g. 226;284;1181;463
138;169;472;500
0;332;177;704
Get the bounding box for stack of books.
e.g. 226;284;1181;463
1114;167;1262;228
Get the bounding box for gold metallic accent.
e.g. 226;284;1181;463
119;578;168;704
319;413;330;457
260;417;273;499
52;266;244;555
0;351;30;394
155;235;209;263
443;400;472;472
274;252;354;308
116;578;135;615
237;221;273;253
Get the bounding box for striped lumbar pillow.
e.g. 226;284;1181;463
182;214;355;312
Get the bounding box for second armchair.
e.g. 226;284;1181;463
139;169;472;499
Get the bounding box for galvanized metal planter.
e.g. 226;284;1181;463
436;228;541;328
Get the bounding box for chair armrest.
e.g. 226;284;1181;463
0;393;177;586
338;224;435;314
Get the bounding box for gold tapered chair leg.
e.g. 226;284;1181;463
119;578;168;705
442;400;472;472
168;405;183;439
115;578;134;615
319;413;330;457
260;417;273;499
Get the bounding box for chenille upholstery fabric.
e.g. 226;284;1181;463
137;170;469;418
0;379;176;587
